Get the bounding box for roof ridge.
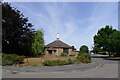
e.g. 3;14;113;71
45;39;72;48
58;40;71;46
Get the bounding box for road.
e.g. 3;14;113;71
2;55;119;78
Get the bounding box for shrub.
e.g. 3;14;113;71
80;45;89;53
66;58;74;65
76;53;92;63
78;53;82;56
76;56;91;63
61;53;68;57
78;53;91;59
2;54;24;66
43;60;66;66
69;54;75;56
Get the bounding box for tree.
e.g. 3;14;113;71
108;31;120;57
2;2;34;56
92;45;102;54
31;30;44;57
72;46;76;51
93;25;117;57
80;45;89;53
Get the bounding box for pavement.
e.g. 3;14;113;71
2;55;119;78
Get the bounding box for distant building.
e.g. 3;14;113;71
44;33;78;56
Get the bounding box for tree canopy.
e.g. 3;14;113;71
93;25;120;57
108;31;120;57
92;45;102;54
2;2;35;56
31;30;44;57
80;45;89;53
93;25;116;52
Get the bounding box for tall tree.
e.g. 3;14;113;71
93;25;117;57
92;45;102;54
108;31;120;57
2;2;34;55
31;30;44;57
80;45;89;53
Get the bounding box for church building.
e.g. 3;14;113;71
44;33;73;56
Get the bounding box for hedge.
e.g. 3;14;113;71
78;53;91;59
2;53;24;66
76;53;92;63
43;60;66;66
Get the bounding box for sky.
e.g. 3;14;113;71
9;2;118;50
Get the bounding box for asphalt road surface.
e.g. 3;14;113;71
2;55;119;78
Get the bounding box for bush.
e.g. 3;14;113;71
61;53;68;57
80;45;89;53
2;54;24;66
76;53;92;63
69;54;75;56
78;53;91;59
66;58;74;64
76;56;91;63
43;60;66;66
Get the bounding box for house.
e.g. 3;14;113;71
44;33;73;56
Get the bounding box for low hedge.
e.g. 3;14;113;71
78;53;91;59
76;53;92;63
43;58;75;66
43;60;66;66
66;58;74;64
2;54;24;66
76;56;91;63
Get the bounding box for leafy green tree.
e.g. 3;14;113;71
31;30;44;56
80;45;89;53
2;2;34;56
108;31;120;57
93;25;116;57
92;45;102;54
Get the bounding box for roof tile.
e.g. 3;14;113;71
45;40;72;48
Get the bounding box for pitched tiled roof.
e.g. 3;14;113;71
45;40;72;48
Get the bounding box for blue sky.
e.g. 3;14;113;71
10;2;118;50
